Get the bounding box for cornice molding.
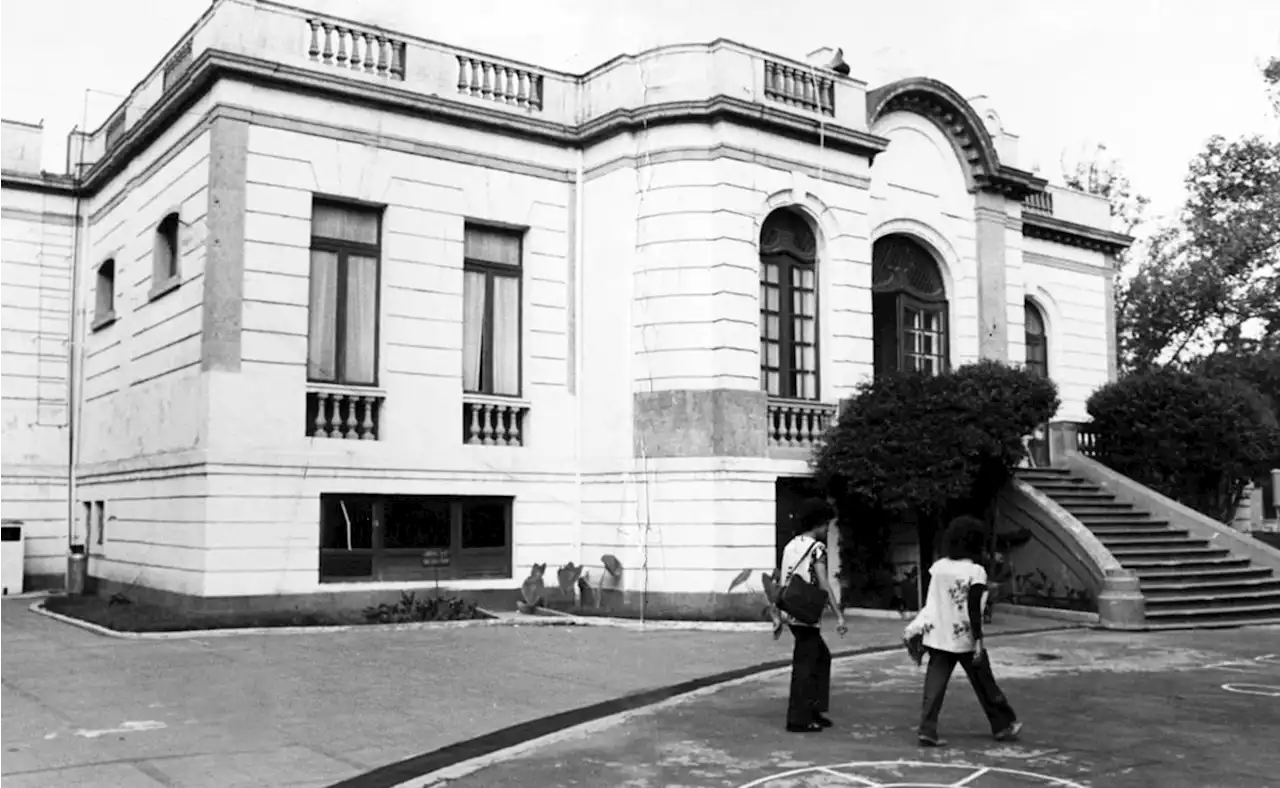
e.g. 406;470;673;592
1023;214;1132;256
62;49;889;198
0;170;77;197
866;77;1046;200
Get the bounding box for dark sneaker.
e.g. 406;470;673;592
815;714;834;728
994;721;1023;741
917;733;947;747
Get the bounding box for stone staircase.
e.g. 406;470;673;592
1017;468;1280;628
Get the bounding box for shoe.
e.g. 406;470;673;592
814;714;833;728
994;721;1023;741
786;721;824;733
917;733;947;747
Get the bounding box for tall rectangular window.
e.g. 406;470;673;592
759;258;817;400
462;225;522;397
308;201;382;385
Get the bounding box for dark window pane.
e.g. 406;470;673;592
319;495;374;550
464;225;522;265
383;497;451;549
313;203;380;244
461;500;508;549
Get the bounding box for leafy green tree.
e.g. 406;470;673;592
1087;368;1278;522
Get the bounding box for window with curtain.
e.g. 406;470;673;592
871;234;949;378
1025;300;1048;378
759;208;819;400
463;224;523;397
307;200;382;385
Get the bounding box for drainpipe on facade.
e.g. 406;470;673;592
65;119;88;594
572;149;585;569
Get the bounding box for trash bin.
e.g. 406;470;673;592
67;544;88;596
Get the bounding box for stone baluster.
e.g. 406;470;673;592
457;57;470;93
321;23;334;63
335;27;349;67
360;397;376;439
495;405;511;445
507;407;522;446
376;36;389;76
389;42;404;80
308;20;321;59
342;395;358;438
466;403;482;444
313;393;330;438
482;404;497;445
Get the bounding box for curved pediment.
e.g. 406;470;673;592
867;77;1042;198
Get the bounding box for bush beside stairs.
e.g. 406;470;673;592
1017;468;1280;629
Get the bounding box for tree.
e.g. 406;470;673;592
1087;369;1278;522
1120;134;1280;371
1109;60;1280;373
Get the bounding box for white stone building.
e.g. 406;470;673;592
0;0;1129;612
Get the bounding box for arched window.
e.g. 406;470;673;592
759;209;818;400
93;259;115;327
1025;299;1048;378
872;234;948;377
153;212;180;287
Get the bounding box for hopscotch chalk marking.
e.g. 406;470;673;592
738;760;1087;788
1221;683;1280;698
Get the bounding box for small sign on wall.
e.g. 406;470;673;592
420;548;451;567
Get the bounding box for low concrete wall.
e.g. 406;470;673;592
1068;455;1280;575
996;479;1144;629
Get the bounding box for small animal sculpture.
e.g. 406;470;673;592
517;563;547;615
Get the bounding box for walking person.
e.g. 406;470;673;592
904;515;1022;747
776;498;847;733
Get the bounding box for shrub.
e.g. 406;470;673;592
813;360;1060;516
362;592;486;624
1086;367;1279;522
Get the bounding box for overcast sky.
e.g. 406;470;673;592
3;0;1277;222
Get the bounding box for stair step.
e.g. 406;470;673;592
1045;494;1119;505
1074;512;1157;523
1030;481;1105;492
1135;565;1268;582
1126;556;1252;571
1112;545;1228;560
1064;502;1138;513
1087;522;1180;535
1099;536;1207;549
1143;589;1280;607
1016;468;1071;477
1140;576;1280;594
1143;602;1280;621
1141;616;1280;631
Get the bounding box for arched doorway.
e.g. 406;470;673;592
871;234;949;378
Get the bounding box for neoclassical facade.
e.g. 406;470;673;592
0;0;1128;609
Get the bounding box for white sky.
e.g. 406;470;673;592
3;0;1278;221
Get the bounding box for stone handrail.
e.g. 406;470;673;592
998;478;1144;629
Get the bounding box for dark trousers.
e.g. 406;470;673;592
786;625;832;726
918;647;1017;738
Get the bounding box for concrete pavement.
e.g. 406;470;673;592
1;599;1062;787
422;626;1280;788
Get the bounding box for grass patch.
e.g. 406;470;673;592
42;592;493;634
541;602;771;623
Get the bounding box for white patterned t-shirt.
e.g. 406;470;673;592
912;558;988;653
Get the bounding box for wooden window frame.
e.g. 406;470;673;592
871;235;950;378
760;253;820;401
898;294;950;375
463;225;524;398
308;200;384;388
318;493;514;583
1025;300;1049;378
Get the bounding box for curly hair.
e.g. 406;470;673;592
942;515;988;562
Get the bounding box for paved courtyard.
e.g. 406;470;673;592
0;599;1054;787
410;627;1280;788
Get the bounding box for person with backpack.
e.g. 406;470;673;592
775;498;847;733
903;515;1022;747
